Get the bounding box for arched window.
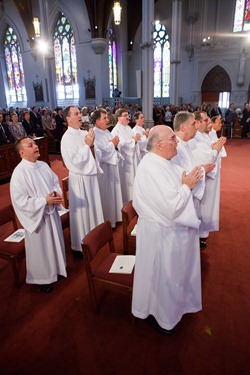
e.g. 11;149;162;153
233;0;250;32
4;26;27;103
109;27;118;98
153;22;170;98
54;13;79;100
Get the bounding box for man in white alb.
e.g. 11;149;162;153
61;106;104;257
111;108;141;204
189;111;227;248
132;112;149;159
10;137;67;292
210;115;227;160
132;125;203;334
92;108;123;227
172;111;215;233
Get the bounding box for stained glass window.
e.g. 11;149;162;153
233;0;250;32
153;22;170;98
109;27;118;98
4;26;27;103
54;13;79;100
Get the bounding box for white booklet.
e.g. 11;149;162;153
4;229;25;243
109;255;136;274
130;224;137;237
58;208;69;216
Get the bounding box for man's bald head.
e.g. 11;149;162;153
147;126;172;150
147;125;178;160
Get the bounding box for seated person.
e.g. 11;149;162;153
22;111;36;137
0;113;15;145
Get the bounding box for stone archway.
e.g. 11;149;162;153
201;65;231;104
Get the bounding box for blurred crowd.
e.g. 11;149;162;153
1;100;250;147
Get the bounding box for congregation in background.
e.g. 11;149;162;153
2;99;232;334
1;100;249;148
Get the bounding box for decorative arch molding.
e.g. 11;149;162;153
0;15;27;53
201;65;231;92
198;62;233;91
48;3;88;46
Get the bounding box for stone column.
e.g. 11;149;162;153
237;48;246;87
120;0;128;97
141;0;154;128
170;0;182;105
185;0;199;62
39;0;57;108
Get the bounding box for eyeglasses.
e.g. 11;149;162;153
158;135;177;143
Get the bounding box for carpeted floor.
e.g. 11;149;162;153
0;139;250;375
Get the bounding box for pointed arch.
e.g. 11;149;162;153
3;25;27;103
201;65;231;92
0;15;26;53
153;22;170;98
201;65;231;107
53;12;79;100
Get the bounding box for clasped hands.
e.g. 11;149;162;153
182;166;203;190
133;133;141;142
84;128;95;147
46;191;64;206
211;137;227;152
109;135;120;147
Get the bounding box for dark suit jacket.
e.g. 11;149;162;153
22;119;35;136
210;107;222;118
0;122;15;145
30;111;42;129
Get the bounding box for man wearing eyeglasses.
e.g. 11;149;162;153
111;108;141;204
189;111;227;249
132;111;149;159
132;125;203;335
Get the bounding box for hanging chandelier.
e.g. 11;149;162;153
113;1;122;25
33;17;40;37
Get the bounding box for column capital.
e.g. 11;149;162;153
91;38;107;55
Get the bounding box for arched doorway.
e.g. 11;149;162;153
201;65;231;106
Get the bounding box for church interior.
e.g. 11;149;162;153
1;1;250;374
1;0;250;114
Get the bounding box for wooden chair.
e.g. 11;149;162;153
121;201;138;255
82;221;134;320
62;176;69;209
60;210;70;232
60;176;70;237
0;204;25;287
45;129;59;153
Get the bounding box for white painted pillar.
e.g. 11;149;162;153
170;0;182;105
40;0;57;108
141;0;154;128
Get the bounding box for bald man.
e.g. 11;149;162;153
132;125;202;334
